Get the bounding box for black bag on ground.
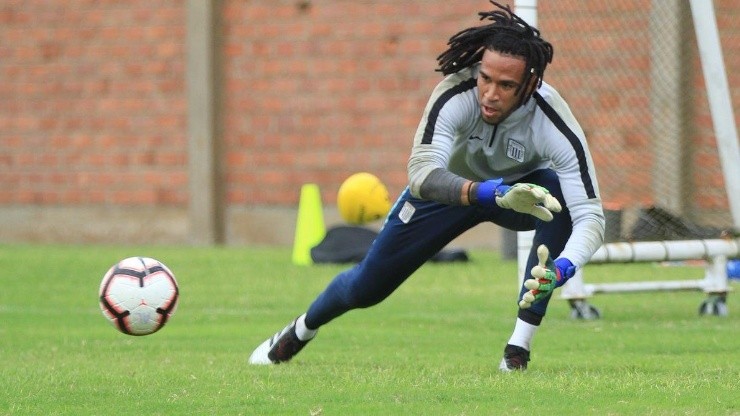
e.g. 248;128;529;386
310;225;469;264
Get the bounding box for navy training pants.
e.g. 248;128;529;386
304;169;572;329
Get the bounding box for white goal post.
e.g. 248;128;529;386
513;0;740;314
688;0;740;229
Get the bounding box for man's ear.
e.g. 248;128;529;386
524;69;538;95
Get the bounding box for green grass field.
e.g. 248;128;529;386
1;244;738;415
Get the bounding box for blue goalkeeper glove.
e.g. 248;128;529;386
476;179;562;222
519;244;577;309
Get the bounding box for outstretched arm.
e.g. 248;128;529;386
418;169;562;222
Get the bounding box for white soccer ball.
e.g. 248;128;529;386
99;257;179;336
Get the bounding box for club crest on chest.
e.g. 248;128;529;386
506;139;526;162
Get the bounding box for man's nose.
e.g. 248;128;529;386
483;85;499;101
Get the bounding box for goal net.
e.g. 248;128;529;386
511;1;739;315
536;0;738;242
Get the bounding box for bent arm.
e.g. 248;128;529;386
417;168;488;206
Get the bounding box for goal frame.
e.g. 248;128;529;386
514;0;740;315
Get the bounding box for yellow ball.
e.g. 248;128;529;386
337;172;392;225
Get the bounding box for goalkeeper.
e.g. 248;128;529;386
249;1;605;371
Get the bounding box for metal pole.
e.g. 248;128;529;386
688;0;740;229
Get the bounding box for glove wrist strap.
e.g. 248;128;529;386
554;257;576;286
473;178;504;207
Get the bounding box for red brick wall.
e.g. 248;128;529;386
0;1;188;206
1;1;738;229
220;0;487;205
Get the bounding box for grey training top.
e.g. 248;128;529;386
407;66;605;267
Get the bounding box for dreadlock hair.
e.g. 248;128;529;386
436;1;554;105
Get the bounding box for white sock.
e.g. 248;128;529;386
506;318;538;351
294;313;318;341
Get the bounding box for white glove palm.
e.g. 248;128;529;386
495;183;562;222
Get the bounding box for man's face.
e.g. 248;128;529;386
477;49;530;124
